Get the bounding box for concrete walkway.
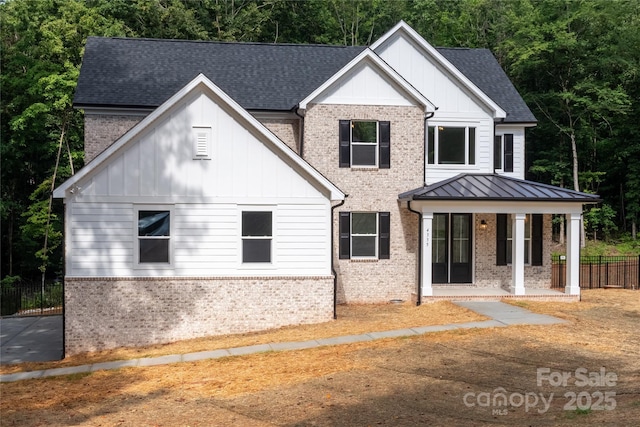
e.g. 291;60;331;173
0;302;565;383
0;315;63;365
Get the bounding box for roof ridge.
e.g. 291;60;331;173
88;36;364;49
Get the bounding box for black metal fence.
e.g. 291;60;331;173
1;280;63;317
552;255;640;290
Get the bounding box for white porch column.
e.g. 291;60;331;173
421;212;433;297
511;213;526;295
566;213;581;295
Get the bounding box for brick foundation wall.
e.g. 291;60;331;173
474;213;554;289
64;276;333;355
303;104;424;303
84;114;146;163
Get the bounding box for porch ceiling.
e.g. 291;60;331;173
399;174;601;203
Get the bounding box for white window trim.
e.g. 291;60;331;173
428;122;478;166
238;206;276;268
350;120;379;168
134;205;174;269
350;212;379;259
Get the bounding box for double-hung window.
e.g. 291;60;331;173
242;211;272;263
137;209;171;265
427;125;476;165
496;214;543;266
494;134;514;172
339;212;390;259
339;120;390;168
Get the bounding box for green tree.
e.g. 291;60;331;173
1;0;125;279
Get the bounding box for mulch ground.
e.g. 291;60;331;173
1;290;639;426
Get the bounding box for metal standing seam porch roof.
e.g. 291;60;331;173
399;174;601;203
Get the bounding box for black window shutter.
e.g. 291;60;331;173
378;212;390;259
339;212;351;259
379;121;391;169
339;120;351;168
504;134;514;172
494;136;502;171
531;214;543;266
496;214;508;265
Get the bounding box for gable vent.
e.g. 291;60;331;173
192;126;212;160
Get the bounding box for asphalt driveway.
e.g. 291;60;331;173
0;315;63;364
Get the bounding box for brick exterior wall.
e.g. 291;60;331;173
84;114;146;163
64;276;333;355
474;213;554;289
261;118;301;154
303;104;424;303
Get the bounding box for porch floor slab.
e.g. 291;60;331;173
421;287;578;302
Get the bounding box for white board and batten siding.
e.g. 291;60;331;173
66;88;333;277
314;61;416;106
495;126;527;180
374;32;524;185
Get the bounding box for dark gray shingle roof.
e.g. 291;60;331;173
438;48;536;123
399;174;600;202
74;37;366;111
74;37;535;122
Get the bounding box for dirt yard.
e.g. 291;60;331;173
1;290;639;426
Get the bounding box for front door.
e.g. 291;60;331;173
432;213;472;283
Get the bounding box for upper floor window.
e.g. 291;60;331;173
137;209;171;265
427;125;476;165
494;134;514;172
339;120;390;169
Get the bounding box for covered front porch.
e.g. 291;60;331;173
400;174;601;302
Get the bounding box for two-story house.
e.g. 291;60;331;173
54;22;599;355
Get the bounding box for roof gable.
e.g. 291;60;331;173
371;21;536;123
298;49;435;111
55;74;345;201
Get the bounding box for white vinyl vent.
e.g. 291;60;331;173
192;126;212;159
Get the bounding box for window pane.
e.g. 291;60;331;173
352;144;376;166
427;126;435;164
352;213;376;234
352;236;376;257
243;239;271;263
139;239;169;263
468;128;476;164
139;211;170;236
432;214;447;263
452;240;469;263
452;215;469;263
352;121;377;143
242;211;272;236
438;127;466;164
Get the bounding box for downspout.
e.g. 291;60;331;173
294;106;305;158
414;111;434;306
407;200;422;306
331;196;347;319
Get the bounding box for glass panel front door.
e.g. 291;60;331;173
432;213;472;283
432;214;448;283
